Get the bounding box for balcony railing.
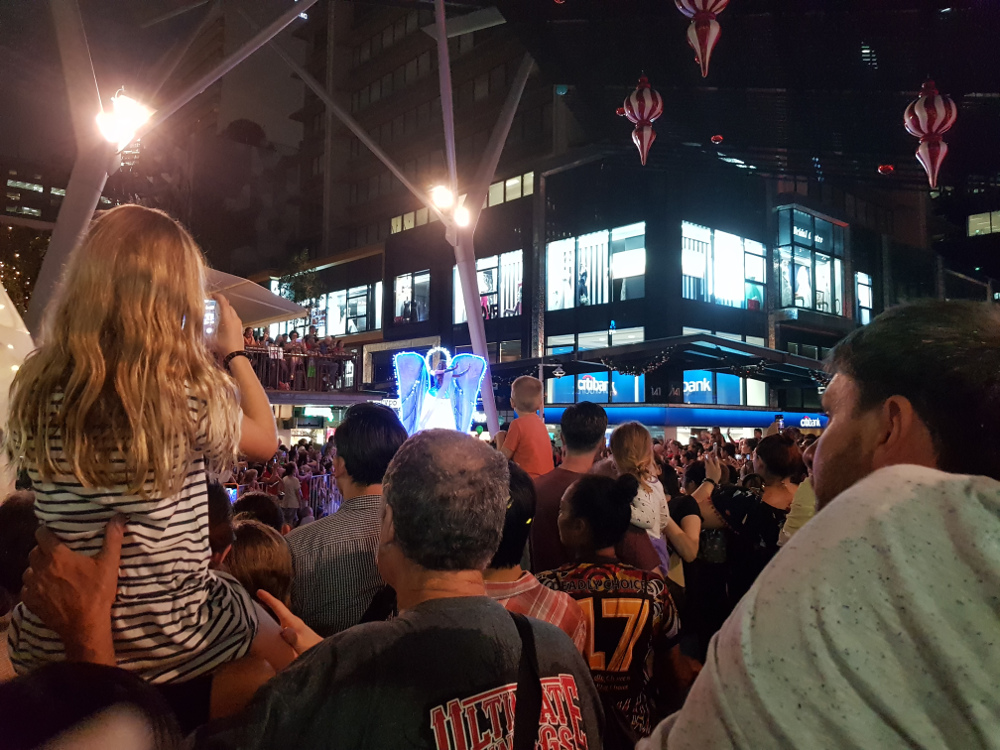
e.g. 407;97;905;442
245;347;360;393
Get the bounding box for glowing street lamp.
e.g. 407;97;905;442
96;90;154;151
453;205;471;227
430;185;455;209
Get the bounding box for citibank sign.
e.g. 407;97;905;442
799;417;822;427
578;374;618;397
684;377;712;394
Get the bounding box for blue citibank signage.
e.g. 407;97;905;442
541;406;829;429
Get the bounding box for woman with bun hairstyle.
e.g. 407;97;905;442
536;473;680;750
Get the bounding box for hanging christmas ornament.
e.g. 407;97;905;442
904;80;957;189
877;164;895;175
618;76;664;166
675;0;730;78
711;134;724;144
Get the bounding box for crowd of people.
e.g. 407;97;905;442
0;205;998;749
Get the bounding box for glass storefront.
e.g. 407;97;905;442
776;206;846;315
453;250;523;323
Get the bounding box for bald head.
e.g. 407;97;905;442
384;429;509;571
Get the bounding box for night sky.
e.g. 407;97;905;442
0;0;203;165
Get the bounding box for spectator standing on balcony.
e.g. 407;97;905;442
304;326;319;349
286;403;408;637
280;463;302;527
243;327;256;347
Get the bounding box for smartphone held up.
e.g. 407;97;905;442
204;299;218;339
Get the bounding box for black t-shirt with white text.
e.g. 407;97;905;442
196;596;604;750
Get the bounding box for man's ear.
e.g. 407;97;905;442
379;502;396;546
871;395;937;470
281;524;292;536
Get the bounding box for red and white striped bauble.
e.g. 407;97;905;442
675;0;730;78
618;76;664;166
904;80;957;189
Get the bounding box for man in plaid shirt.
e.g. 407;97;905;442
483;461;587;653
286;403;408;636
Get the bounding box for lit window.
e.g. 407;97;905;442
415;207;428;226
500;340;521;362
968;212;993;236
6;179;43;193
610;222;645;301
453;250;523;324
391;216;402;234
856;271;873;325
50;187;66;197
545;334;575;356
488;181;504;207
6;192;19;201
99;196;112;206
403;212;415;230
505;176;522;201
375;281;383;329
394;270;430;323
328;290;347;335
682;221;765;310
546;238;576;311
523;171;534;196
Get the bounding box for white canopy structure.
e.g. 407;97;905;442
0;285;36;496
205;269;307;329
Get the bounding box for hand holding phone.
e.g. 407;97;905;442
203;299;218;338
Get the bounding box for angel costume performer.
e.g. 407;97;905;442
394;347;487;435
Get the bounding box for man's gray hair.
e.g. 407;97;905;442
383;429;509;571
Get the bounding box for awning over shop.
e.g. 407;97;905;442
491;333;831;390
206;269;307;328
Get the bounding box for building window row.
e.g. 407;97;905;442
453;250;524;324
455;340;522;364
390;172;534;236
351;50;435;114
5;206;41;217
776;207;845;315
350;98;443;158
546;327;646;355
351;10;427;68
682;369;768;407
348;150;447;207
967;210;1000;236
547;222;646;311
6;179;43;194
682;221;766;310
394;270;431;324
268;281;384;339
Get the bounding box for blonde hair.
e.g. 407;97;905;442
226;519;294;607
609;421;657;491
5;205;240;497
511;376;544;413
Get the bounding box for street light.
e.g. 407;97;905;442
430;185;455;209
453;205;471;227
96;90;154;151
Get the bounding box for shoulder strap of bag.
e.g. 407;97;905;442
509;611;543;750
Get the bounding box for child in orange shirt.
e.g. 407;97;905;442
500;376;555;478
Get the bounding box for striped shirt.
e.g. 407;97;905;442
484;571;588;653
7;396;257;684
285;493;384;637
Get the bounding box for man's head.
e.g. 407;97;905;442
233;491;286;534
753;428;763;439
806;300;1000;509
559;401;608;456
206;481;235;566
0;491;36;615
488;461;536;570
379;430;508;579
333;402;408;491
510;376;544;414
